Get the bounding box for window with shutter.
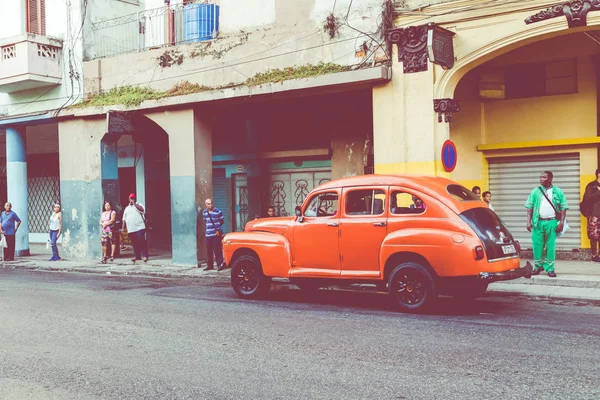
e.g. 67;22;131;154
27;0;46;36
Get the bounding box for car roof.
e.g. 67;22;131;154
316;174;455;191
314;174;484;214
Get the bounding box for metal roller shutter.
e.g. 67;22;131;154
489;154;581;250
212;169;232;234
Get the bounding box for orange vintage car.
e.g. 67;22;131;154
223;175;532;312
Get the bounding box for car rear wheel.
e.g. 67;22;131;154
388;262;436;312
231;255;270;298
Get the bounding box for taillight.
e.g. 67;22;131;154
474;245;485;260
515;240;521;254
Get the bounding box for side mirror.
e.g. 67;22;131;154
295;206;304;223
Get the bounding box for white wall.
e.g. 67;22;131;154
82;0;386;94
0;0;85;118
0;0;26;39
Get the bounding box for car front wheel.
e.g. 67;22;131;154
388;262;437;312
231;255;270;298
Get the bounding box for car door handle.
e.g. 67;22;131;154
327;222;339;227
373;222;386;227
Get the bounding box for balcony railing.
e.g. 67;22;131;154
90;1;220;60
0;34;63;93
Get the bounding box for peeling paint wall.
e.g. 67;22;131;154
82;0;384;94
58;118;106;260
331;137;371;180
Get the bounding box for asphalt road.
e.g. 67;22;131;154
1;269;599;400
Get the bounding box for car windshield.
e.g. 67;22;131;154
447;184;480;201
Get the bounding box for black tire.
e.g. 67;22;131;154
453;283;488;301
388;262;437;312
231;255;270;298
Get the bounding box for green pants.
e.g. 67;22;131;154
532;219;558;272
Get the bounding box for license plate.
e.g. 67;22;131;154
502;245;516;255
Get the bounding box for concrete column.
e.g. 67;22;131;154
145;109;212;266
331;137;369;180
6;127;30;256
58;118;105;260
245;120;262;220
373;48;449;177
135;146;146;207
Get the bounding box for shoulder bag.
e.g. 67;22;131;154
206;209;224;240
539;187;570;237
134;205;152;231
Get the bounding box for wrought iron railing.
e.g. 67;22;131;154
90;1;219;59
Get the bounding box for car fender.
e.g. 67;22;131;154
223;232;292;277
380;222;481;277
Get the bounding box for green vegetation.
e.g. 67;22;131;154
72;81;211;108
72;63;351;109
245;63;350;86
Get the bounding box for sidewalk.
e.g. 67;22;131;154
3;244;600;302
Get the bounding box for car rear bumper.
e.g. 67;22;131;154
477;261;533;283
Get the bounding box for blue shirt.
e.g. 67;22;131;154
1;210;21;235
202;208;224;238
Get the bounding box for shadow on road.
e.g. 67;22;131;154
241;286;521;316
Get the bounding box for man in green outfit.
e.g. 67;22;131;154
525;171;568;278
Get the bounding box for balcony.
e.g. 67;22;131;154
89;1;219;60
0;34;63;93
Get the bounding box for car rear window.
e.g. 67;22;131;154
447;184;480;201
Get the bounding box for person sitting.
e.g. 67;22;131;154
409;195;426;211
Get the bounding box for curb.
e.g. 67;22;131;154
5;263;231;283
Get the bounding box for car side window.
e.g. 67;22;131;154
345;189;386;216
390;192;426;215
304;192;339;217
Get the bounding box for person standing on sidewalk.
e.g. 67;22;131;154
202;198;225;271
525;171;568;278
0;202;21;262
100;201;117;264
581;168;600;262
482;191;494;211
48;203;62;261
122;193;148;263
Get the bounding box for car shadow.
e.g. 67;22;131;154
252;286;509;317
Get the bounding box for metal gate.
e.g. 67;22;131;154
269;170;331;217
27;154;61;233
489;154;581;250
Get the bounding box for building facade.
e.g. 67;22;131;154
57;0;388;264
8;0;596;265
378;0;600;251
0;0;86;253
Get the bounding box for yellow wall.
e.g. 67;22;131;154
450;32;599;248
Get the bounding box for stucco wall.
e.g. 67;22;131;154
82;0;384;94
451;33;598;187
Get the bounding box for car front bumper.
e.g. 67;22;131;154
477;261;533;283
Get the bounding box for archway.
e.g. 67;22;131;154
100;114;172;260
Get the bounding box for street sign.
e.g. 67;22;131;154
441;140;457;172
106;111;134;135
427;25;456;70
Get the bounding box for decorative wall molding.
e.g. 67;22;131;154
525;0;600;28
433;99;460;123
387;25;429;73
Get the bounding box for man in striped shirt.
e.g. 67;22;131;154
202;198;225;271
